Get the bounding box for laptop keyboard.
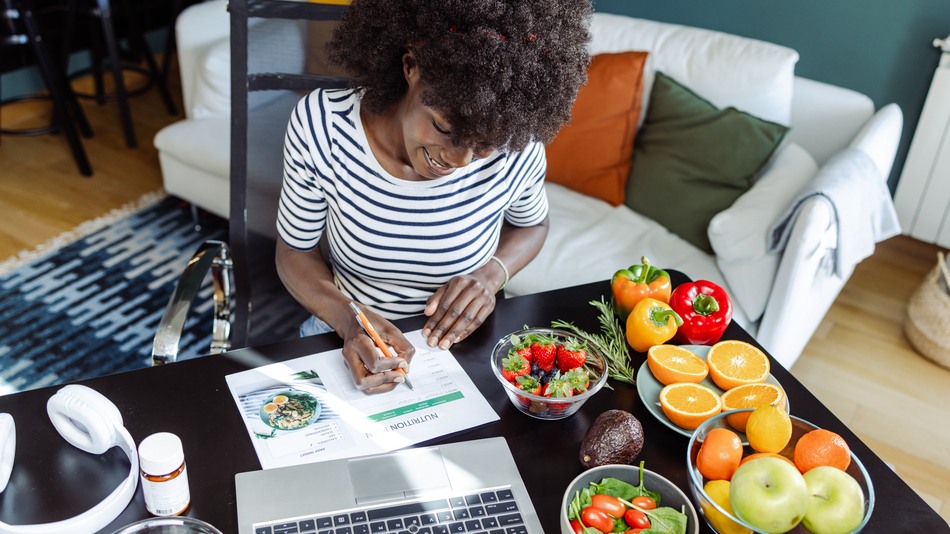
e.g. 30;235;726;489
253;486;528;534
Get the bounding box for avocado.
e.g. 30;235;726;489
579;409;644;468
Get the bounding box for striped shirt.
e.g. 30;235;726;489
278;88;549;319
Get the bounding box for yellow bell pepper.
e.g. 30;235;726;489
625;297;683;353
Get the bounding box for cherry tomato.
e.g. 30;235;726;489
590;493;626;518
581;506;614;533
624;508;651;529
631;495;658;510
569;519;584;534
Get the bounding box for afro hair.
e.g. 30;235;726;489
326;0;592;152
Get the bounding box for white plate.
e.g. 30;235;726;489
636;345;789;439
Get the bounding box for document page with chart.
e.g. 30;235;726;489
225;330;499;469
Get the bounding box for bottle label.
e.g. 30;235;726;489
142;466;191;516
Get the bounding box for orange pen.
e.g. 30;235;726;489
348;302;414;390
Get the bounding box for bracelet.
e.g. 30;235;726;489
489;255;509;291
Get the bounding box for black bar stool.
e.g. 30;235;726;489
1;0;93;176
62;0;177;148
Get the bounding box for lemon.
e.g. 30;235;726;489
702;480;752;534
745;404;792;453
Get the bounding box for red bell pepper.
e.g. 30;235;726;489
611;256;672;320
669;280;733;345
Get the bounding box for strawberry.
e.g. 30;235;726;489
500;353;530;383
508;334;533;364
542;372;574;398
530;335;557;372
515;375;542;396
563;368;590;394
556;338;587;373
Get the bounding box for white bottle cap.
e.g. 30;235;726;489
138;432;184;476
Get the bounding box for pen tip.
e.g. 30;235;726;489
403;376;414;390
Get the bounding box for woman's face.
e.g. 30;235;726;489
400;53;493;180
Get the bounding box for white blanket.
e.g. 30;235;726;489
767;147;901;277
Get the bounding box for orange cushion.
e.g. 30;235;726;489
544;51;649;206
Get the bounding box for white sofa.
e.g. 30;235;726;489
154;2;903;370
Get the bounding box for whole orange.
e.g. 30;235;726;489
794;429;851;473
696;427;743;481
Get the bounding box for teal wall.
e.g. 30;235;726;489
593;0;950;191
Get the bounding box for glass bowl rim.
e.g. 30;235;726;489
490;327;609;403
685;408;876;534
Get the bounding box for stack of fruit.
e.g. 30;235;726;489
650;340;782;431
491;328;607;420
688;406;870;534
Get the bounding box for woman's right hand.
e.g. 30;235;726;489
340;309;415;394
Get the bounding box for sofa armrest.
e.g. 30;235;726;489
755;199;841;370
848;103;903;179
756;104;903;370
176;0;230;119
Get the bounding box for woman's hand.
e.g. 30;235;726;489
340;309;415;394
422;274;497;350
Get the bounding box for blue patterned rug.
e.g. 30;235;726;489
0;195;230;394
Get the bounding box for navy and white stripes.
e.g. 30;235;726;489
278;89;548;319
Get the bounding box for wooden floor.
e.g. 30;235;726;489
2;63;949;525
0;70;169;260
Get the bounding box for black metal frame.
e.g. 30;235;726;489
228;0;347;348
1;0;93;175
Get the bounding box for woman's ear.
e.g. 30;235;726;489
403;50;419;85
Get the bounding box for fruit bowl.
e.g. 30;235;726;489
560;464;700;534
490;327;608;420
686;410;874;534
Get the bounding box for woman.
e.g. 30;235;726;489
276;0;592;393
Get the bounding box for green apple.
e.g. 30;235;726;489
730;457;809;533
802;466;866;534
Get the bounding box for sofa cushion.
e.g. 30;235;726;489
626;72;789;254
589;13;799;126
544;51;648;206
505;182;750;329
708;143;818;321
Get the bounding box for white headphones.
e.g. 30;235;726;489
0;385;138;534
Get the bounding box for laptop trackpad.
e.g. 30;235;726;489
348;448;452;504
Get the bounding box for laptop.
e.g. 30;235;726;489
234;437;543;534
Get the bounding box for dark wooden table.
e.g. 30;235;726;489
0;279;945;533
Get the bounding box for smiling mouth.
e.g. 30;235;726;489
423;147;454;175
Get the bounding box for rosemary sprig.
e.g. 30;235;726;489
552;297;636;384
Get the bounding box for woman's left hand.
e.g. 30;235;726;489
422;274;497;350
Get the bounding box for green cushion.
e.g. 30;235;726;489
626;72;789;254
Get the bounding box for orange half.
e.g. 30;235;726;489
706;340;770;390
647;344;709;385
659;382;723;430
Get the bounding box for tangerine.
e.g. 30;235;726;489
720;383;786;432
706;340;770;390
696;427;743;481
647;344;709;385
659;382;722;430
794;429;851;473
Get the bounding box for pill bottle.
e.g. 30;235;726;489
138;432;191;516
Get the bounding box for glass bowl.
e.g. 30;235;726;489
686;409;875;534
110;517;223;534
489;327;608;420
560;464;700;534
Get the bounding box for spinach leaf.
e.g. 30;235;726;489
590;478;638;500
640;506;688;534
